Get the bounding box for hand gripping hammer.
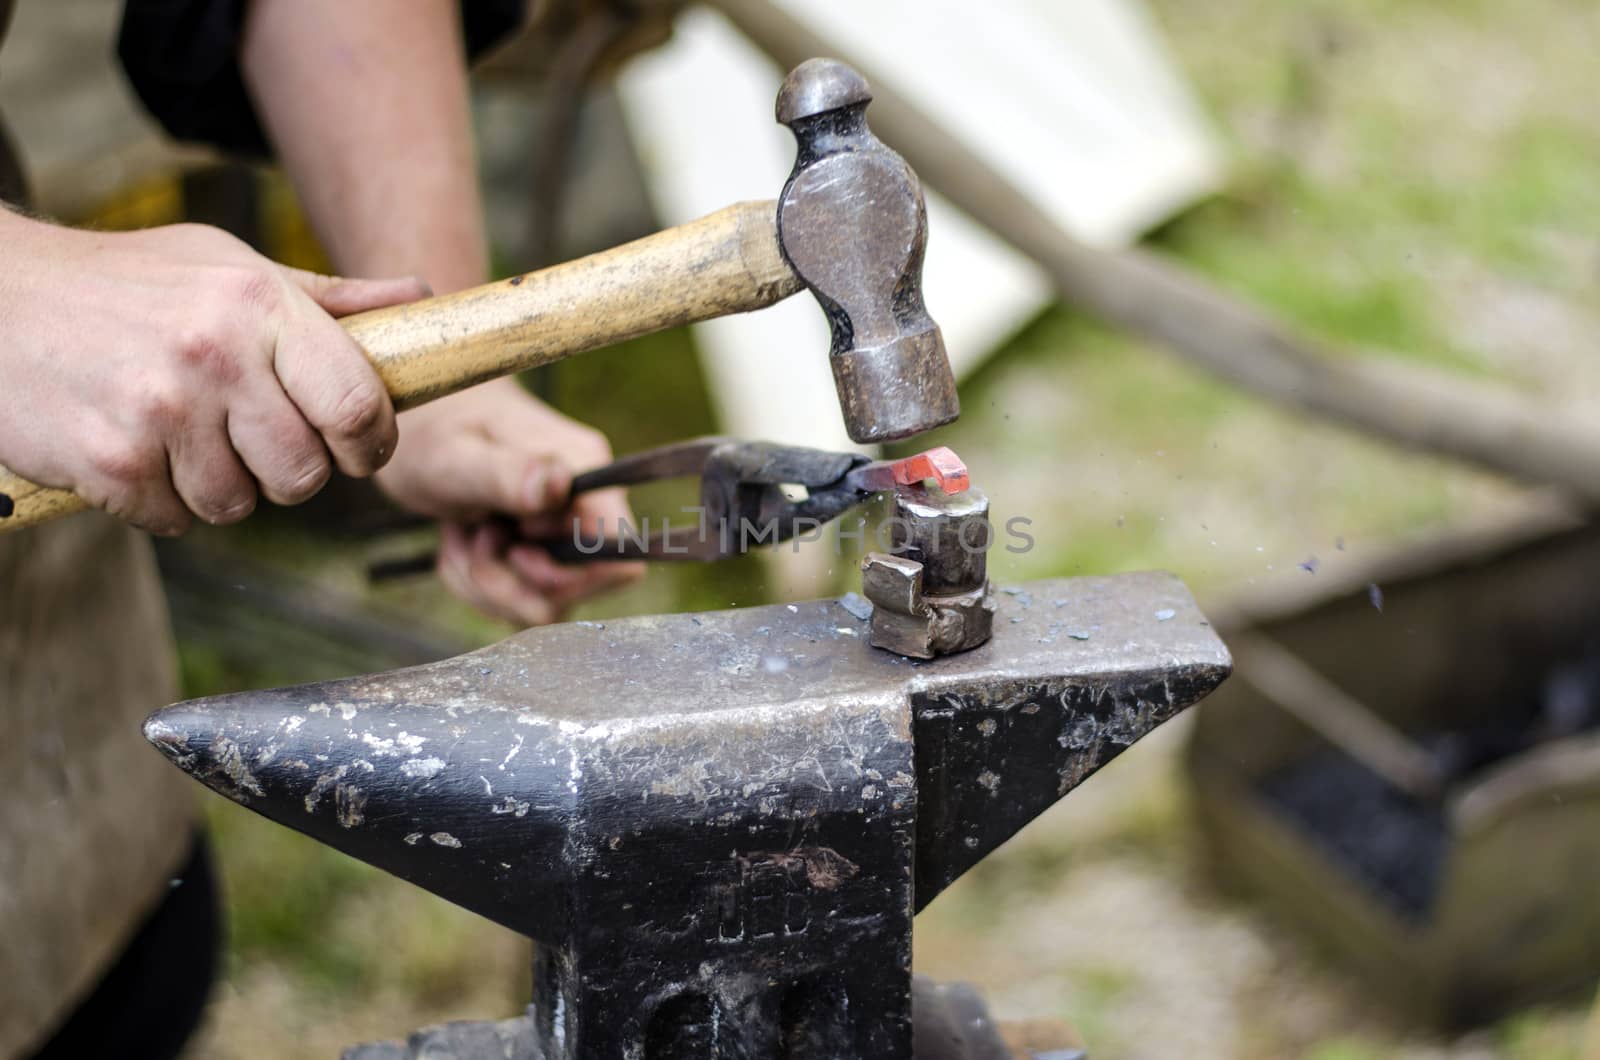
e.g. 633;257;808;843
0;58;958;532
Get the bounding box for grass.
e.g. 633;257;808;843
208;802;381;990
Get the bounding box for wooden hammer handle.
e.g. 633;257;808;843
0;200;800;533
354;198;798;409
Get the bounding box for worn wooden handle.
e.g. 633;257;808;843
351;198;799;409
0;200;801;534
0;470;86;528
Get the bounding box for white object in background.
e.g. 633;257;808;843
789;0;1225;247
618;1;1222;449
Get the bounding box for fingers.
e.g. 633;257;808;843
503;469;645;612
377;394;580;522
271;301;398;478
167;417;258;526
225;380;333;506
280;267;432;317
435;512;643;629
81;415;263;534
5;216;432;533
107;487;192;538
269;267;431;481
522;487;646;603
436;522;558;627
404;431;573;522
506;544;644;612
99;268;386;526
370;386;639;624
439;486;644;628
77;433;191;537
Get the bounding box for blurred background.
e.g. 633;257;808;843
7;0;1600;1056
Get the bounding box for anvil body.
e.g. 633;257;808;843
146;572;1230;1058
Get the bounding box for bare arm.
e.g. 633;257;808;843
241;0;486;293
241;1;639;624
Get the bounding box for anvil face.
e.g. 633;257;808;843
145;572;1229;1058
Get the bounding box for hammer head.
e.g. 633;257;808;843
776;59;960;445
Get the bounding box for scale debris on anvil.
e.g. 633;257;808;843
145;570;1229;1057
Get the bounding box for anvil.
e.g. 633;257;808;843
145;572;1229;1058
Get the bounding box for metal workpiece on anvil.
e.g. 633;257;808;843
864;486;997;659
144;573;1229;1058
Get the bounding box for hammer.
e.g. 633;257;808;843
144;572;1230;1057
0;58;958;533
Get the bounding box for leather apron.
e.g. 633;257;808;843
0;3;195;1053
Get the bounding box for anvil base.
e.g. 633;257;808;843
344;976;1088;1060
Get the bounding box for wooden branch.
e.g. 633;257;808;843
712;0;1600;503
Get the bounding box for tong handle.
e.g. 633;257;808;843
369;439;731;579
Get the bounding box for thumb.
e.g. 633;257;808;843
397;433;573;521
277;266;432;318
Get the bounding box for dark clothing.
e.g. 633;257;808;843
0;118;22;204
0;0;25;202
117;0;527;157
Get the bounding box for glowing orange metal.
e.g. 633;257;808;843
852;446;969;494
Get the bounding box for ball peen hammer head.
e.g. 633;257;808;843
776;59;960;445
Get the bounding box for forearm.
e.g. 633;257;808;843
236;0;637;623
240;0;488;295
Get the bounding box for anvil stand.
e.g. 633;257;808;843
146;559;1229;1058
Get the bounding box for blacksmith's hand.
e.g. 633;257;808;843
375;379;644;626
0;211;427;535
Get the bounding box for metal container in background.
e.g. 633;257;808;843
1187;506;1600;1027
